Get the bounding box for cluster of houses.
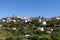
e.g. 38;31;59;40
0;15;60;28
0;15;47;26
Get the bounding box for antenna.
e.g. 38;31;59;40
13;13;15;17
9;7;15;17
12;13;15;20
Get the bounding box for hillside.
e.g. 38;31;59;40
0;16;60;40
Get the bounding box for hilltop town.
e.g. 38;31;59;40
0;15;60;40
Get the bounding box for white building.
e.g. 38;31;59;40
56;17;60;20
42;21;47;25
13;20;16;22
12;28;17;30
2;19;6;22
25;34;30;38
25;20;28;23
37;27;44;31
39;19;42;22
25;19;30;23
7;18;12;23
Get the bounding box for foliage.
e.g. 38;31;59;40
0;16;60;40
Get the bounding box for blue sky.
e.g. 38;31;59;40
0;0;60;18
